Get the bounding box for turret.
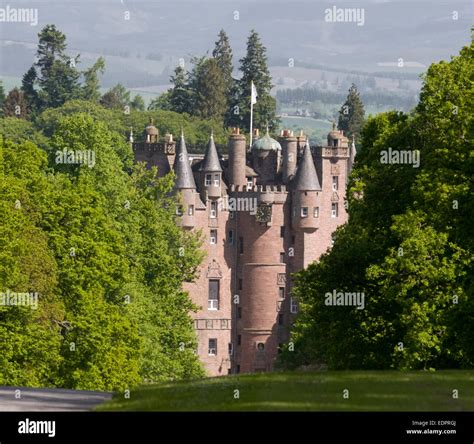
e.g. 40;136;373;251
279;129;297;184
292;139;321;230
144;117;159;143
199;132;223;200
228;128;247;188
251;127;282;186
173;132;197;228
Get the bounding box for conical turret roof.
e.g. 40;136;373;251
173;133;196;189
200;133;222;172
293;139;321;191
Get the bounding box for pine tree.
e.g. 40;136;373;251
3;88;28;118
338;83;365;141
168;65;192;114
35;24;81;109
212;29;233;92
234;30;278;132
82;57;105;102
189;57;227;120
21;66;40;114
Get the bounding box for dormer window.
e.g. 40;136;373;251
301;207;308;218
205;174;212;186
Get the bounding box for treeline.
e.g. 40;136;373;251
280;40;474;370
277;87;417;110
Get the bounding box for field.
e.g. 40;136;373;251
97;371;474;412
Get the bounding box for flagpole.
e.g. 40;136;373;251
249;81;254;148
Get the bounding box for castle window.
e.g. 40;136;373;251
228;229;234;244
280;226;285;238
175;205;183;216
237;335;241;346
247;177;253;190
208;338;217;356
239;237;244;254
208;280;219;310
214;174;220;187
188;205;194;216
313;207;319;218
280;252;285;263
290;297;298;314
332;176;339;191
238;278;243;291
256;342;265;351
301;207;308;218
237;307;242;318
331;203;338;218
278;313;284;325
205;174;212;186
236;365;240;373
210;201;217;218
228;343;234;356
333;139;338;147
210;229;217;244
279;287;285;300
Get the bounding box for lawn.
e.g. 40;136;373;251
97;370;474;411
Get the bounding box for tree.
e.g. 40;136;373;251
100;83;130;110
168;65;192;114
189;57;227;120
233;30;278;132
338;83;365;141
148;91;172;111
130;94;145;111
0;81;5;116
34;24;81;109
21;66;40;115
3;88;28;118
82;57;105;102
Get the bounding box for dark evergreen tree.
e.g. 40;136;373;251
233;30;278;132
82;57;105;102
338;83;365;141
168;65;192;114
21;66;40;114
100;83;130;110
189;57;227;120
35;24;81;109
0;81;5;116
130;94;145;111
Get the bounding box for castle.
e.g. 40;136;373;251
132;120;355;376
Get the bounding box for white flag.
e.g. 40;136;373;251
251;81;258;105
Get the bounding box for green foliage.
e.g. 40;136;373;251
100;83;130;110
281;39;474;371
338;83;365;141
168;65;193;114
0;111;205;389
0;117;49;148
82;57;105;102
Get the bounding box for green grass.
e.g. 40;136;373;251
97;371;474;412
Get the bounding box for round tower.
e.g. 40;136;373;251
173;133;197;228
199;133;223;200
251;128;282;186
228;128;247;188
292;139;321;231
279;129;297;183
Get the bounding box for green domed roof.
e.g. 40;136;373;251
252;130;281;151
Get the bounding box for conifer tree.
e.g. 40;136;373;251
338;83;365;141
168;65;192;114
234;30;278;132
82;57;105;102
21;66;40;115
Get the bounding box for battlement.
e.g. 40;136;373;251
229;184;288;193
322;146;350;158
132;141;176;155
